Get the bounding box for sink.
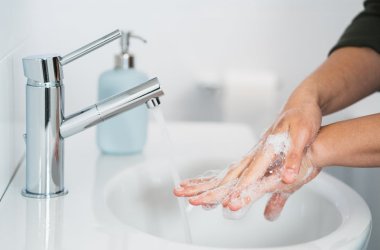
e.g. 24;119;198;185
0;122;371;250
103;137;372;249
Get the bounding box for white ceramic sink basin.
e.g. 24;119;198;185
104;145;372;249
0;122;371;250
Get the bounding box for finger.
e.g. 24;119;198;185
219;155;253;185
179;176;214;187
224;173;281;211
261;126;273;138
282;126;310;184
175;154;254;197
173;178;220;197
188;181;235;206
264;164;321;221
234;147;275;189
264;192;290;221
224;190;254;211
282;155;322;192
263;159;322;221
221;154;278;208
187;157;259;205
224;133;292;209
274;163;316;194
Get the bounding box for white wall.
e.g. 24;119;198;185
0;0;32;198
25;0;380;130
3;0;380;249
23;0;365;120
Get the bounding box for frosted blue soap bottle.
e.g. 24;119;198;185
97;31;149;154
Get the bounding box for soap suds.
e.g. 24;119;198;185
265;132;290;155
176;131;317;221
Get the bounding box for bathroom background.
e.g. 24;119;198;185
1;0;379;248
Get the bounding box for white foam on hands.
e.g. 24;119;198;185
176;132;317;221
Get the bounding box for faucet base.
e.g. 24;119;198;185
21;189;68;199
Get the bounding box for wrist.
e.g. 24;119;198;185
308;126;331;168
282;83;321;113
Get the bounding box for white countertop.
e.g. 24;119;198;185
0;122;256;250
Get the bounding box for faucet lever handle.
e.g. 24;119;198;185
60;29;122;65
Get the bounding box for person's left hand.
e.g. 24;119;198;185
173;135;321;220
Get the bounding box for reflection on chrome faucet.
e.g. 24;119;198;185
25;198;64;250
22;29;164;199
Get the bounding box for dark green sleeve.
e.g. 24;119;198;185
330;0;380;54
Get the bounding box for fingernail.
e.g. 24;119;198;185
265;212;280;221
173;187;185;196
188;197;200;205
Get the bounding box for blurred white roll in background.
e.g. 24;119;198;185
222;70;279;134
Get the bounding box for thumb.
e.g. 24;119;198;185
281;127;309;184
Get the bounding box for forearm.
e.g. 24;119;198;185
311;113;380;168
284;47;380;115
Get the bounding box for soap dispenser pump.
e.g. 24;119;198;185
97;31;150;154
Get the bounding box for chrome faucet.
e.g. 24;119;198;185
22;30;164;198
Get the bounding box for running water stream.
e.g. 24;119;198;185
150;107;193;244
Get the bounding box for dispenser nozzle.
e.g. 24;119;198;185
121;31;147;54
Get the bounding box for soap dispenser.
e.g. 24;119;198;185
97;31;149;154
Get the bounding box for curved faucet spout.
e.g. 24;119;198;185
60;78;163;138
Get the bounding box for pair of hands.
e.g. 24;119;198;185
174;104;322;220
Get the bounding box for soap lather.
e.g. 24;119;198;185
97;31;151;154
